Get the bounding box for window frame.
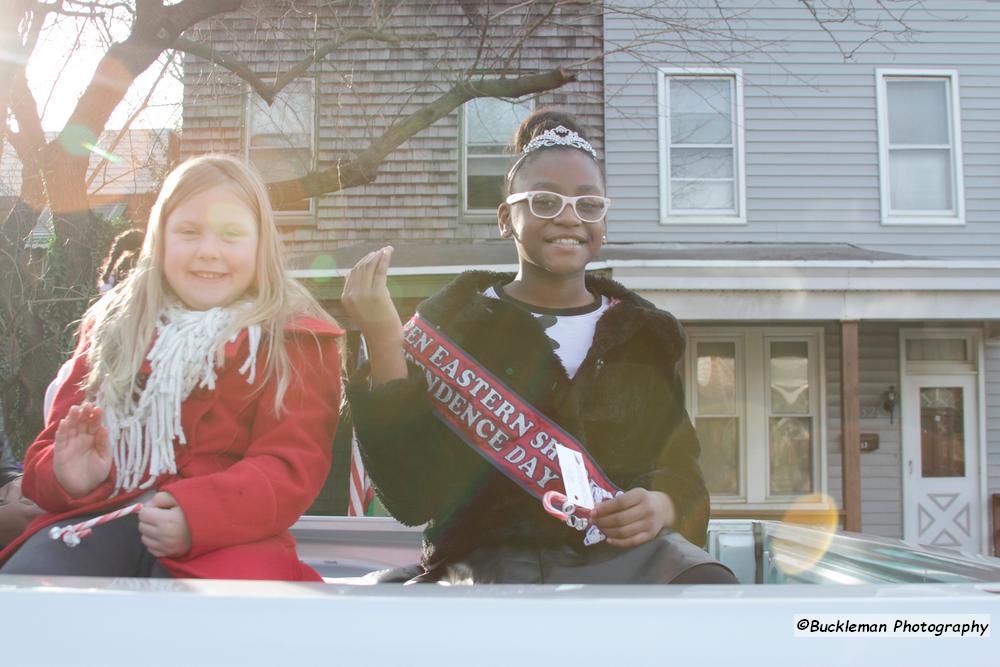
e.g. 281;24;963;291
761;333;824;501
900;328;979;376
657;67;747;226
687;333;747;500
875;69;965;226
460;97;534;221
244;77;318;220
685;327;827;508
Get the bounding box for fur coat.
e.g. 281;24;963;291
347;271;708;570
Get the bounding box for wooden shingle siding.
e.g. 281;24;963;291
181;67;244;156
180;0;603;254
604;0;1000;258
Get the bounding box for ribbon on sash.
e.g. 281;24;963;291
402;313;621;545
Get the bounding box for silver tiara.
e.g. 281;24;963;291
521;125;597;159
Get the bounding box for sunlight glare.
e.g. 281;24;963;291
771;493;839;576
0;48;29;67
27;13;181;131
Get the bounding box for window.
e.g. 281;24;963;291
876;70;965;225
246;79;316;214
657;68;745;224
691;338;743;496
686;329;825;506
462;97;532;215
900;329;978;375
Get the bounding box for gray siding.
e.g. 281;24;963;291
811;322;901;538
857;323;903;538
604;0;1000;258
684;321;990;539
831;322;994;539
182;0;603;255
824;323;843;511
987;339;1000;511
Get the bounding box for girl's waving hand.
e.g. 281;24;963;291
53;402;112;498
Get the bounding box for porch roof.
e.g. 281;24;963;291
288;242;1000;321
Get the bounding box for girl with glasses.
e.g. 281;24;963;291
342;109;734;584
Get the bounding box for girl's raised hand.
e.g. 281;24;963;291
138;491;192;558
342;246;410;385
53;402;112;498
591;488;676;548
341;246;402;343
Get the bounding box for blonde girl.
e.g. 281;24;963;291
0;155;343;580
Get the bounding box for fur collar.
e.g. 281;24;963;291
417;271;685;366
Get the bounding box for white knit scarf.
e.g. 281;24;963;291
97;304;262;494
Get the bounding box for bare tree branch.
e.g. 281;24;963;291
455;0;485;27
175;28;437;104
0;1;32;161
38;14;88;123
267;67;577;203
62;0;242;144
8;71;46;163
37;0;239;229
0;0;929;455
86;51;177;193
173;37;271;100
502;1;559;71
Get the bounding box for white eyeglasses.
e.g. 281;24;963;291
505;191;611;224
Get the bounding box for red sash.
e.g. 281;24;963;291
402;313;620;540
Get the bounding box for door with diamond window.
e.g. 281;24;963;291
901;374;980;553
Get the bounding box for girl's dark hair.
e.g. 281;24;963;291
99;228;145;289
505;108;602;194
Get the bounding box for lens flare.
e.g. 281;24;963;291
770;493;839;577
59;124;98;157
206;200;251;224
81;142;122;164
309;254;337;283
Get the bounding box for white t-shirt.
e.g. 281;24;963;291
483;284;610;378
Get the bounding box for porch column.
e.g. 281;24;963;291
840;321;861;531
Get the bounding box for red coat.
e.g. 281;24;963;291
0;316;343;581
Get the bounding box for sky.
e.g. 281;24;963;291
25;9;182;131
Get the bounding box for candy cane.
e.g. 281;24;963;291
542;488;624;546
48;502;144;548
542;490;592;531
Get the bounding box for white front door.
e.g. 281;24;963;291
901;374;981;553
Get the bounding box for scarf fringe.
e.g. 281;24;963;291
97;305;261;495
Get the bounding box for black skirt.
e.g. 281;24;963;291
415;530;737;585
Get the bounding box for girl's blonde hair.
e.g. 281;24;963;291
83;154;338;414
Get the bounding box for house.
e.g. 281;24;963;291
0;128;178;245
179;0;604;513
179;0;603;250
600;0;1000;555
180;0;1000;555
